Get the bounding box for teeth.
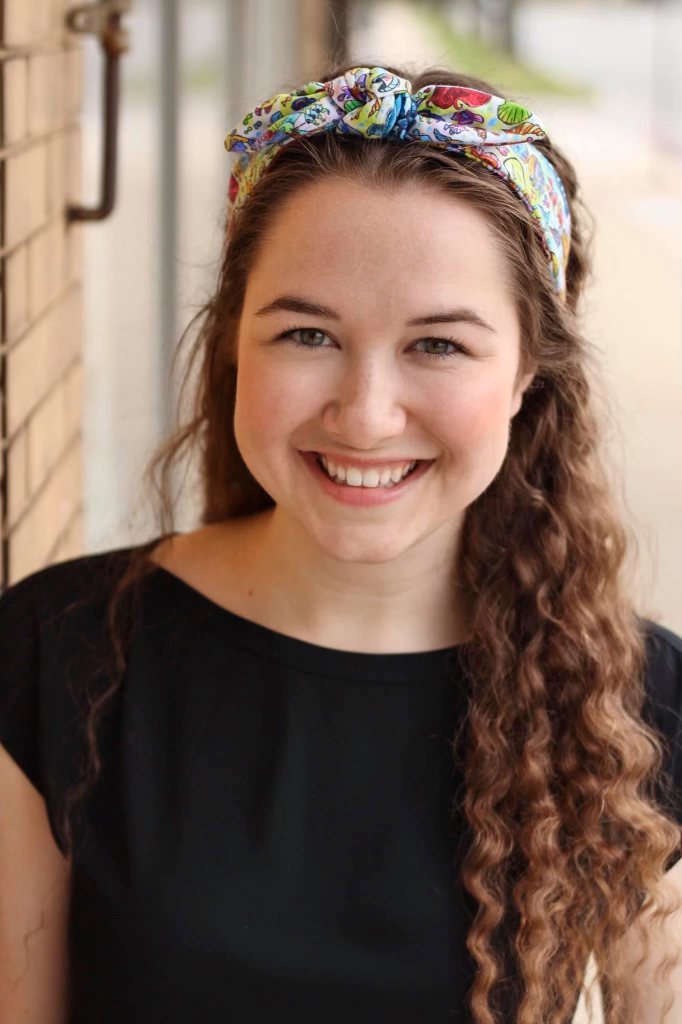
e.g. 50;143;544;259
319;456;417;488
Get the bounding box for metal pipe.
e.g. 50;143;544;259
65;1;131;221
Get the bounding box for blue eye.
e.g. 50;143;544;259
273;327;468;361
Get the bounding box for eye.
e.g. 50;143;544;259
413;338;469;361
275;327;330;350
272;327;469;361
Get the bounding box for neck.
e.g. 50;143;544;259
231;507;471;654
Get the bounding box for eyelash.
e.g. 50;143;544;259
272;326;469;362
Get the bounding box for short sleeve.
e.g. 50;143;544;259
640;618;682;871
0;547;137;856
0;574;43;794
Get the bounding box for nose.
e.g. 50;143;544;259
320;360;408;448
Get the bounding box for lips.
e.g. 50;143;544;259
298;449;435;508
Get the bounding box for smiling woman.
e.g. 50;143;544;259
1;61;682;1024
229;179;534;587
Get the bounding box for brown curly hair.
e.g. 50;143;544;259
58;61;682;1023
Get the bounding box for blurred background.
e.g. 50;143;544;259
1;0;680;637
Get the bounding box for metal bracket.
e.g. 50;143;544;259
66;0;131;54
65;1;133;221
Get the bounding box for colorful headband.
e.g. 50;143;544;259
224;66;571;300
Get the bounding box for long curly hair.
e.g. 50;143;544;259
58;62;682;1023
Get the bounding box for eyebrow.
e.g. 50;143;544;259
254;294;497;333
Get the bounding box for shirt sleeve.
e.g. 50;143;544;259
0;573;44;795
640;618;682;871
0;557;112;855
0;548;138;856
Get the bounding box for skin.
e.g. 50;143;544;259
223;178;537;654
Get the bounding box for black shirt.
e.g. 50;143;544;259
1;545;681;1023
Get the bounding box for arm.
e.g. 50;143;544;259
0;742;71;1024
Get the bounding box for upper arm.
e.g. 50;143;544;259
0;742;71;1024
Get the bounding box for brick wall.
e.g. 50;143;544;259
1;0;84;587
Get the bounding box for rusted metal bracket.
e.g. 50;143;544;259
65;1;132;222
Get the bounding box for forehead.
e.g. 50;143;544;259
243;179;514;319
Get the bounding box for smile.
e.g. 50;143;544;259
298;450;435;508
317;454;417;488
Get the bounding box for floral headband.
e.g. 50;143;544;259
224;66;571;300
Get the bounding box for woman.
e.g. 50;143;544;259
1;62;681;1024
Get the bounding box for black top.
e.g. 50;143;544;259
1;545;681;1023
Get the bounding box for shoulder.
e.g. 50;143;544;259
638;619;682;846
639;617;682;720
148;521;246;577
0;544;138;618
0;543;150;811
641;617;682;660
0;544;146;686
147;521;256;610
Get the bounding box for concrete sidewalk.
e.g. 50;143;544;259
351;1;682;639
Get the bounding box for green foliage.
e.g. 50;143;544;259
420;3;593;101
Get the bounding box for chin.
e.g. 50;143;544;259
306;518;419;565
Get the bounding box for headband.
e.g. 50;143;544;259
224;66;571;300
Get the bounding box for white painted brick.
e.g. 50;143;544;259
65;222;83;282
64;45;83;120
3;1;86;590
3;244;29;343
46;286;82;379
6;317;50;434
4;143;49;247
2;58;28;146
27;219;66;320
3;0;51;48
40;287;81;390
9;439;83;585
6;428;30;529
27;385;67;494
28;51;65;136
4;149;32;248
47;133;66;219
63;359;83;442
57;509;84;563
6;287;82;443
65;125;82;206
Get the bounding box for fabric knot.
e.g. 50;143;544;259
326;68;417;140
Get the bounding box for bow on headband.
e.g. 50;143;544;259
224;66;571;300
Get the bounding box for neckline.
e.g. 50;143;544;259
148;562;468;683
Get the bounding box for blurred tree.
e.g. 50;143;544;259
327;0;352;64
448;0;519;56
497;0;519;54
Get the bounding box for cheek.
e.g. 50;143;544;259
234;359;310;457
234;354;515;470
428;377;512;456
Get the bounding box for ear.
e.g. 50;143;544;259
510;369;537;419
